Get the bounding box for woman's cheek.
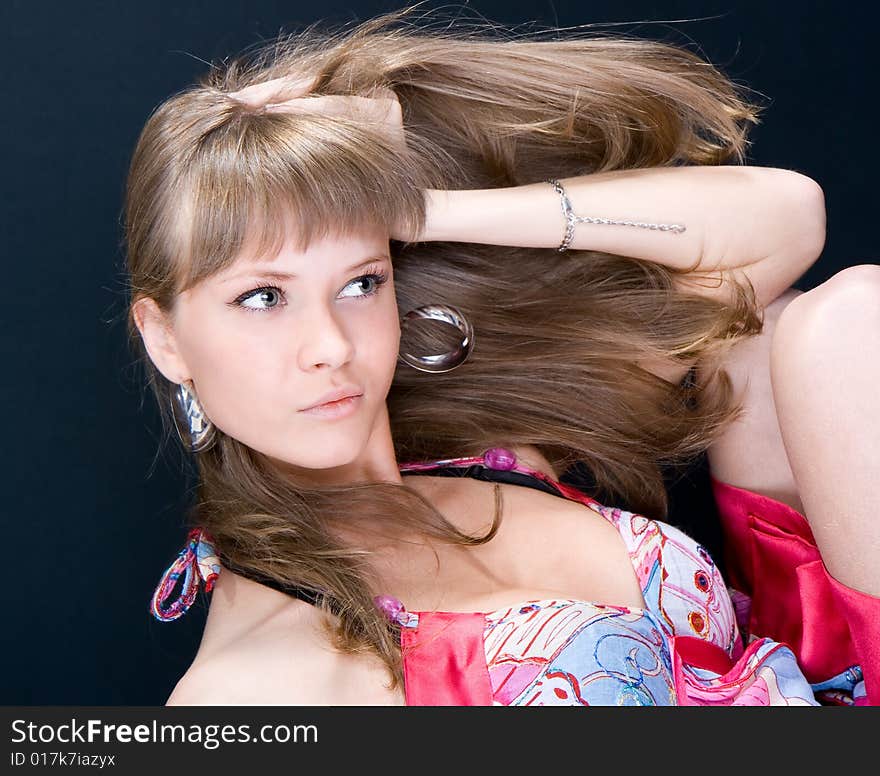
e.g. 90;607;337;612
369;302;402;370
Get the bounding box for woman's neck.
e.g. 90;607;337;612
503;444;559;480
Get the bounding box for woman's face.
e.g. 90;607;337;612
138;222;402;481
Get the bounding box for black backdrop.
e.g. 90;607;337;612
1;1;871;705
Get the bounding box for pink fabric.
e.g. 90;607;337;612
400;611;494;705
672;636;793;706
670;635;741;706
710;475;879;704
827;574;880;706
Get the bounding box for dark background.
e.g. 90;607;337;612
1;1;870;705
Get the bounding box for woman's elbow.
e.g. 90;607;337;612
779;169;827;261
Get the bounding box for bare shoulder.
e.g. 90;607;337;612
164;658;321;706
165;661;246;706
164;605;328;706
165;595;403;706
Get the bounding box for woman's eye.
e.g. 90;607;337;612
231;272;387;313
338;273;388;299
234;286;284;312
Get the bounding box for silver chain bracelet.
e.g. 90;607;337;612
546;178;686;252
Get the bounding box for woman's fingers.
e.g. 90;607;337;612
228;74;319;107
229;85;398;126
227;81;407;151
266;93;372;116
262;92;406;147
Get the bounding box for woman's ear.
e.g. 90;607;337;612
131;297;190;385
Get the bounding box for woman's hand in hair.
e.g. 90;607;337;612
228;73;319;108
228;77;407;153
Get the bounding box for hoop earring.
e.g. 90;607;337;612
171;380;217;453
398;304;475;373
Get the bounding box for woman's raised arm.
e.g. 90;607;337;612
418;165;826;308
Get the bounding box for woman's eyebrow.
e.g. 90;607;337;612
221;254;390;284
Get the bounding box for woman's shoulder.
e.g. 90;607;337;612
164;596;328;705
165;571;404;706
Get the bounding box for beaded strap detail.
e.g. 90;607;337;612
374;594;420;628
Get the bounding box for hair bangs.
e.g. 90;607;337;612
172;108;431;293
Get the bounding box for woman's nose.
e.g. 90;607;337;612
296;302;356;371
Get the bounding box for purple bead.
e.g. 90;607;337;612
483;447;517;471
374;594;405;622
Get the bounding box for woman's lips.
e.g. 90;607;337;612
298;393;363;419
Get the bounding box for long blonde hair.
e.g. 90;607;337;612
124;6;764;691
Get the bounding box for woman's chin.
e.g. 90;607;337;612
264;441;368;479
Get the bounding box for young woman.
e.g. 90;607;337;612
128;9;877;705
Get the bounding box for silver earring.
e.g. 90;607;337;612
171;380;217;453
398;304;475;373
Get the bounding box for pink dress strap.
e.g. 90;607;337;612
400;612;494;705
